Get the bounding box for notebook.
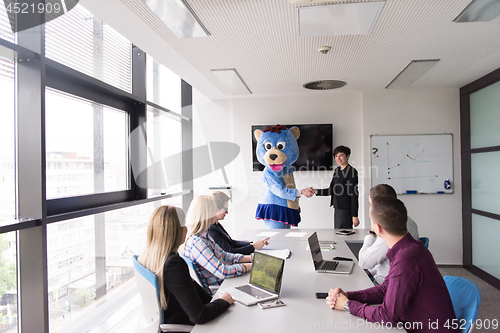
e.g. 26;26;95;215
307;232;354;274
221;251;285;306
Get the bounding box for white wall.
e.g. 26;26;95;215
193;88;462;264
361;89;462;264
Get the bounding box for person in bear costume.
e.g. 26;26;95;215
254;124;313;229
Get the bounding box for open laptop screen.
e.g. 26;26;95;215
308;232;324;265
249;252;285;294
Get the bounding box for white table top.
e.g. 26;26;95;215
191;229;405;333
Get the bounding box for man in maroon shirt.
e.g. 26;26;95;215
326;195;457;332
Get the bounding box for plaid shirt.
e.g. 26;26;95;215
183;231;245;295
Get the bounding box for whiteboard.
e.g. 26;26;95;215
370;134;453;194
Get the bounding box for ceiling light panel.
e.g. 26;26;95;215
454;0;500;22
143;0;209;38
386;60;440;89
298;1;386;37
211;69;252;95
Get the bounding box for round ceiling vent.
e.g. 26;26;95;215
303;80;346;90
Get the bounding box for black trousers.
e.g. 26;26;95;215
334;208;353;229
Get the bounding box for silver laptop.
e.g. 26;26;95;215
222;251;285;306
308;232;354;274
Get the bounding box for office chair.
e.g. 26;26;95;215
180;254;219;293
132;255;193;333
418;237;429;249
444;275;481;333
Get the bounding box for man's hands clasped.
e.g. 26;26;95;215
326;288;349;311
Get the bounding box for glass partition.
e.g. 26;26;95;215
471;151;500;216
472;214;500;280
470;80;500;149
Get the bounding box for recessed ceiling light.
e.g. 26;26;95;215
454;0;500;22
298;1;386;37
211;69;252;95
143;0;210;38
386;60;440;89
303;80;346;90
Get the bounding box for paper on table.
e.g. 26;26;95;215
258;249;291;259
255;231;279;237
285;232;307;238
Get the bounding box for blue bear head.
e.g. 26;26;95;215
254;125;300;172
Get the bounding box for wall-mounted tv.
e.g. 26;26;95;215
252;124;333;171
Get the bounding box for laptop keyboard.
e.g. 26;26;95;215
321;260;339;271
236;285;273;299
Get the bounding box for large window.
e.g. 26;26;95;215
0;2;192;332
146;54;181;114
47;197;181;332
0;231;17;333
0;56;15;222
146;107;183;197
45;89;129;199
45;6;132;93
0;5;14;43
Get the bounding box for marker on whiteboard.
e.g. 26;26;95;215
437;191;445;194
405;190;418;194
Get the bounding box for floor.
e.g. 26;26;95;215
438;266;500;333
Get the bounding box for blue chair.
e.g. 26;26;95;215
132;255;193;333
180;254;219;293
419;237;429;248
444;275;481;333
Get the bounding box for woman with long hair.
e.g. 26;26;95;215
182;195;252;295
138;205;234;325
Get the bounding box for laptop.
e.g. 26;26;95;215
221;251;285;306
307;232;354;274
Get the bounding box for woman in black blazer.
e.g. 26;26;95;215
138;205;234;325
208;191;269;254
314;146;359;229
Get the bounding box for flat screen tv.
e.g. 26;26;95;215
252;124;333;171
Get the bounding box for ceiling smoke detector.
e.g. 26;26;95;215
303;80;346;90
318;46;331;54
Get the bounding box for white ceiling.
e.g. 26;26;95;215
81;0;500;99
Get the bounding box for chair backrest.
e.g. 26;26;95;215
419;237;429;248
179;254;203;286
444;275;481;333
133;255;163;333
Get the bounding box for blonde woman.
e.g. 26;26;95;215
138;205;234;325
182;195;252;295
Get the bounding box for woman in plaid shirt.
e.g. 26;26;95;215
182;195;253;295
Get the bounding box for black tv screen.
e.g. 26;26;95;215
252;124;333;171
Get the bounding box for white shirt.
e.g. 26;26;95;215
358;216;419;284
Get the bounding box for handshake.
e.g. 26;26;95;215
300;187;316;198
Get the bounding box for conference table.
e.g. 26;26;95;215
191;228;405;333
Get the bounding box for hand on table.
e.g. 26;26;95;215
326;288;349;311
220;292;235;304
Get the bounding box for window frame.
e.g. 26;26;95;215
0;5;194;332
460;66;500;290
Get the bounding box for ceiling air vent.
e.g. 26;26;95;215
303;80;346;90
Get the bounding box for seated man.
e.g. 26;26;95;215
358;184;419;284
208;191;269;255
326;195;457;332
